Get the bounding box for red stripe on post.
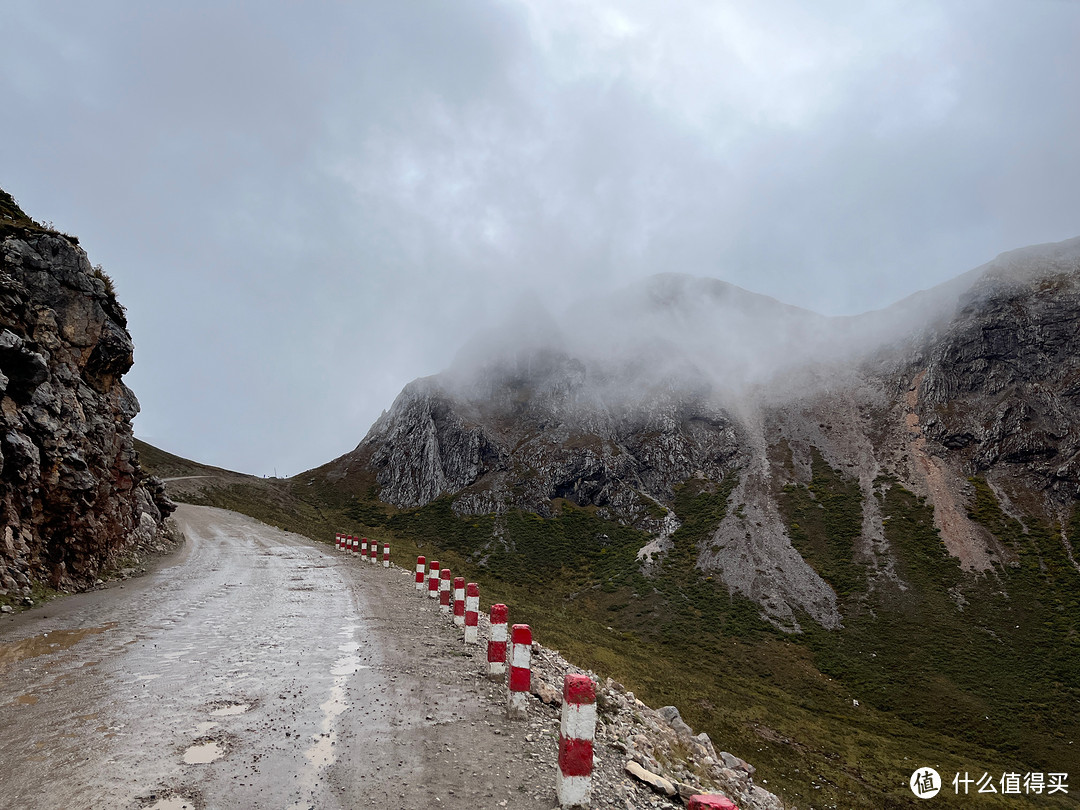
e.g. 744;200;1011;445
564;676;597;706
511;623;531;647
509;665;530;692
558;737;594;777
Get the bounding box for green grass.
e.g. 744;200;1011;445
779;449;867;599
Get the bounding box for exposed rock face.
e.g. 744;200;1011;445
333;236;1080;629
918;242;1080;497
359;354;741;533
0;196;174;596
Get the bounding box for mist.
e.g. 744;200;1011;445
2;1;1078;475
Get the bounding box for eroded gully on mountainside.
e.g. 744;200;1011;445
0;505;555;810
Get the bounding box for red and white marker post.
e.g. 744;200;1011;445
415;556;426;593
464;583;479;644
507;624;532;719
558;674;597;808
487;603;508;679
335;533;342;550
687;797;739;810
453;577;466;627
368;539;378;565
428;560;441;599
348;536;356;554
360;537;369;560
439;568;452;614
383;543;390;568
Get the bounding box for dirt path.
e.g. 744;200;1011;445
0;505;559;810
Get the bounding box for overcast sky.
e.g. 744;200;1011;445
3;1;1078;476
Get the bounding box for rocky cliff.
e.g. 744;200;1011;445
0;189;174;602
326;236;1080;630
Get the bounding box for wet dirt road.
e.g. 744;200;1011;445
0;505;555;810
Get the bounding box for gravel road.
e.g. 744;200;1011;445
0;505;561;810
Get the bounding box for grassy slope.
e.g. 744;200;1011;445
134;438;240;479
143;443;1079;809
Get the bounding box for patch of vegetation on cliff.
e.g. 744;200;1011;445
777;448;867;599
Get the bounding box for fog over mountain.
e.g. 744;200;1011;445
450;235;1080;410
4;1;1079;476
325;235;1080;629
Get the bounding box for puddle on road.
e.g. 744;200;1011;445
337;641;361;653
194;722;218;734
146;796;198;810
329;655;371;676
0;624;117;672
210;702;251;717
182;740;224;764
13;693;38;705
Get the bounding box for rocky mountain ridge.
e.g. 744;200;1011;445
326;235;1080;630
0;189;174;602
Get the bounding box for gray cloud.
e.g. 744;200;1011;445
2;0;1077;475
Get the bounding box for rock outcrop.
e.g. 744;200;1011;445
357;359;741;535
0;189;174;599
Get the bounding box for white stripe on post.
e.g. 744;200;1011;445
383;543;390;568
428;561;440;599
453;577;466;627
487;604;508;679
439;568;452;614
507;624;531;719
415;556;426;592
558;674;596;808
464;583;479;644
